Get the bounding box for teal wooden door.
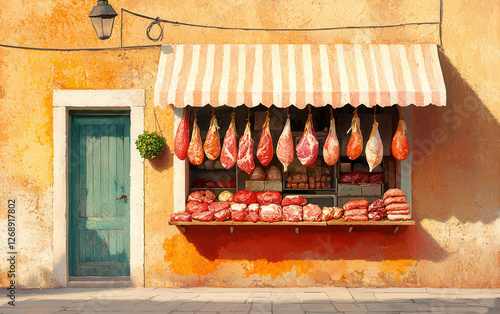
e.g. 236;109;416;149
69;114;130;276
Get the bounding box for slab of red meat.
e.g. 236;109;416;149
343;200;369;211
231;204;247;222
187;117;204;165
368;211;384;221
339;171;365;184
246;212;260;223
214;208;231;221
185;201;209;214
203;114;221;160
283;205;303;222
347;111;363;160
383;188;405;199
174;109;189;160
208;201;231;213
259;204;283;222
276;115;294;172
386;209;410;215
257;113;273;166
237;121;255;174
392;119;409;161
385;203;410;211
216;179;226;188
366;120;383;172
303;204;322;222
369;173;385;183
368;199;384;213
321;207;334;221
281;195;307;206
247;203;260;215
296;113;319;166
233;190;257;204
387;214;411;221
187;191;205;202
332;207;344;219
191;178;205;188
323;115;339;166
344;208;368;216
256;191;282;205
202;190;216;204
345;215;368;221
192;211;214;221
220;112;238;169
383;196;407;206
226;178;236;188
170;212;192;222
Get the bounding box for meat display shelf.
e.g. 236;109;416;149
169;219;415;235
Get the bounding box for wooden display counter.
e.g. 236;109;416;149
169;219;415;235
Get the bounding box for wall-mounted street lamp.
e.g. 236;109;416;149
89;0;118;40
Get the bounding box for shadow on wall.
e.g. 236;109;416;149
412;51;500;224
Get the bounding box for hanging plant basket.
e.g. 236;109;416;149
135;109;166;159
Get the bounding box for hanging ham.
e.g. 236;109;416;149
392;119;409;161
256;113;273;166
174;109;189;161
323;114;339;166
365;119;383;172
347;110;363;160
296;113;319;167
203;114;221;160
276;115;294;172
187;117;204;165
220;113;238;169
237;121;255;174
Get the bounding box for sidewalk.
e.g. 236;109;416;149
1;287;499;313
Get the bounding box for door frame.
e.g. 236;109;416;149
53;89;145;287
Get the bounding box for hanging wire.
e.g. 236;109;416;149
146;17;164;41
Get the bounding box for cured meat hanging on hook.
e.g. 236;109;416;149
346;110;363;160
256;112;273;166
220;112;238;169
187;116;204;165
296;113;319;166
276;114;294;172
203;114;221;160
366;119;383;172
323;114;339;166
237;120;255;174
392;119;410;160
174;109;189;160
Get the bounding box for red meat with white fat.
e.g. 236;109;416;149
259;204;283;222
283;205;303;222
233;190;258;205
303;204;322;222
256;114;273;166
237;121;255;174
170;212;192;222
281;195;307;206
192;211;214;222
185;201;209;214
276;115;294;172
296;114;319;166
256;191;282;205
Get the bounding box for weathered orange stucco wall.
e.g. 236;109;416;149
0;0;498;288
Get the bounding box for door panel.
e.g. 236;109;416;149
69;115;130;276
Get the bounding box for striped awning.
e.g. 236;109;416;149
154;44;446;109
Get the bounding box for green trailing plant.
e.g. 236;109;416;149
135;130;166;159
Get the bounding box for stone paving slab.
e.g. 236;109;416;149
2;287;500;313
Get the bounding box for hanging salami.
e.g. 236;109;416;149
203;113;221;160
296;113;319;166
174;109;189;161
366;119;383;172
187;116;204;165
237;120;255;174
220;112;238;169
276;114;294;172
346;110;363;160
256;112;273;166
323;114;339;166
392;119;409;161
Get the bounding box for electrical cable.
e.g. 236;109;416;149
0;8;442;52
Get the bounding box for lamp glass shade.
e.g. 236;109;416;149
89;3;118;40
